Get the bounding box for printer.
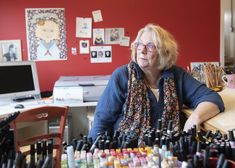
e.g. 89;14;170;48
53;75;111;103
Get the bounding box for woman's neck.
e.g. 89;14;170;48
144;70;161;89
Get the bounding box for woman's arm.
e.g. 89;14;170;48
88;66;128;140
174;67;224;131
183;101;220;132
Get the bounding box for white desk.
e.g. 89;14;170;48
183;87;235;134
2;88;235;137
0;99;98;142
0;99;97;116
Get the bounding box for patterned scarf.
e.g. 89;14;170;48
118;61;180;141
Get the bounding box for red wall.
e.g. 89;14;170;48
0;0;220;91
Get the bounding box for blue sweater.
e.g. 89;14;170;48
88;63;225;140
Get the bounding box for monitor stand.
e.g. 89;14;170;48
12;94;41;103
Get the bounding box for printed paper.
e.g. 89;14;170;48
90;46;112;63
92;10;103;22
120;36;130;46
76;17;92;38
79;40;89;54
93;29;104;45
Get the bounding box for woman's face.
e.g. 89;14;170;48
136;31;158;71
36;20;59;43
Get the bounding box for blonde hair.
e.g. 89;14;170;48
35;19;60;42
131;23;178;70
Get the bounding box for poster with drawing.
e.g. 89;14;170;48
76;17;92;38
105;28;124;44
25;8;67;61
0;40;22;62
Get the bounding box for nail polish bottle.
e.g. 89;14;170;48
228;130;235;161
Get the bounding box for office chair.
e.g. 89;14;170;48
12;106;69;168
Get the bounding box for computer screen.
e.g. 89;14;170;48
0;61;41;102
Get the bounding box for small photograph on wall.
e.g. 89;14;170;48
25;8;67;61
0;40;22;62
79;40;89;54
93;28;104;45
93;29;104;45
105;28;124;44
90;46;112;63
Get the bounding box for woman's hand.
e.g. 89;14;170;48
183;113;200;132
183;102;220;132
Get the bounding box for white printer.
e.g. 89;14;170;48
53;75;111;103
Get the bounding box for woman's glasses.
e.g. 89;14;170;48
135;42;156;52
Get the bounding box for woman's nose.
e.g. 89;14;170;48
141;46;148;54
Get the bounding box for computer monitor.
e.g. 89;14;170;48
0;61;41;104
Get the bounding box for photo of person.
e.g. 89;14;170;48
0;40;22;62
3;44;17;61
94;36;104;45
25;8;67;61
97;51;104;58
105;51;111;58
79;40;89;54
105;28;124;44
81;42;87;48
110;28;119;41
93;29;104;45
91;51;97;58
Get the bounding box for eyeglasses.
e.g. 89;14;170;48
135;42;156;52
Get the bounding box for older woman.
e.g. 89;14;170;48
88;23;224;141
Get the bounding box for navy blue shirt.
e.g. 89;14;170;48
88;63;225;140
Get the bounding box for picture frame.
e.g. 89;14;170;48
0;40;22;62
25;8;67;61
105;28;124;44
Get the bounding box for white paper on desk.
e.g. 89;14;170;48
76;17;92;38
120;36;130;46
90;46;112;63
92;10;103;22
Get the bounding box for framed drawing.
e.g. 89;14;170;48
0;40;22;62
25;8;67;61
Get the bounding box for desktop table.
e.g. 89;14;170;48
1;87;235;140
182;87;235;134
0;99;98;142
85;87;235;135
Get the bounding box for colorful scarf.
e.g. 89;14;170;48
118;61;180;141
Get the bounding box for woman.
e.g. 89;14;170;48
89;23;224;141
3;44;17;61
